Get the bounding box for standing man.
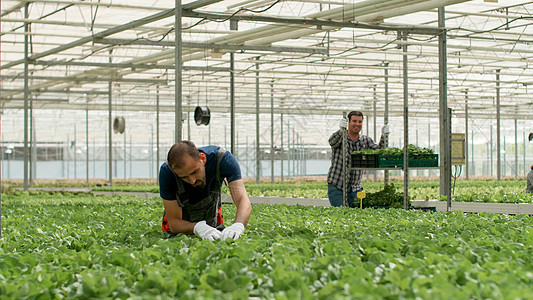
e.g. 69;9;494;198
159;140;252;241
327;111;390;207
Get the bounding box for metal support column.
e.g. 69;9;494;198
124;127;127;179
156;86;160;183
522;131;529;176
255;58;260;184
129;135;132;178
514;118;518;179
373;85;377;183
30;115;36;185
74;125;77;179
471;130;474;176
86;97;89;183
490;126;493;177
287;121;291;178
292;127;296;176
384;62;390;186
504;136;507;176
438;8;451;210
402;31;410;210
496;70;501;181
270;80;274;183
175;0;183;142
108;51;113;186
23;3;30;190
230;20;238;154
428;123;431;179
150;125;154;178
281;113;284;182
342;111;348;207
465;89;469;180
187;112;191;141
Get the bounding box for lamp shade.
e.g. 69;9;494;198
113;116;125;134
194;106;210;126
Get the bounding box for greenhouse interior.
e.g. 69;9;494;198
2;0;533;298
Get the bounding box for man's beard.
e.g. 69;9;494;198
192;178;206;189
350;127;361;135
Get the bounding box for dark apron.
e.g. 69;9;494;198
162;148;226;233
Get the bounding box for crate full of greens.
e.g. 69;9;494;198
352;145;438;168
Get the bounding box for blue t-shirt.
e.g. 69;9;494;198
159;146;241;204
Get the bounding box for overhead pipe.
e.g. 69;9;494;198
201;0;409;46
12;44;516;101
229;48;533;71
0;0;470;98
0;1;494;104
5;91;530;119
8;65;467;84
1;2;25;18
0;0;223;70
177;0;437;60
11;0;167;10
241;0;466;46
227;0;264;10
323;36;533;56
0;18;169;33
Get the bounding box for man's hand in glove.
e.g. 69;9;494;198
339;118;348;129
193;220;222;241
381;124;391;136
221;223;245;241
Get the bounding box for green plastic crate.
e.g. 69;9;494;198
352;153;438;168
351;153;379;168
378;154;403;167
409;154;438;167
377;154;439;168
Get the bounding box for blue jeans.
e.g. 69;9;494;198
328;184;362;208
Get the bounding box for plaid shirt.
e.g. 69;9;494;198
327;130;385;192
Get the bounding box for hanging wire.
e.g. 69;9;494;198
450;16;533;37
90;0;101;32
181;0;283;30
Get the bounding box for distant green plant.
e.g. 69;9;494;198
353;144;434;155
362;184;406;208
3;178;531;204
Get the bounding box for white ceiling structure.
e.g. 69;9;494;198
1;0;532;149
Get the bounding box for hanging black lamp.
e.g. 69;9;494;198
194;106;210;126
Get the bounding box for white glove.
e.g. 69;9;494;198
339;118;348;129
381;124;391;135
220;222;245;241
193;221;221;241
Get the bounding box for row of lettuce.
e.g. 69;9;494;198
4;178;532;204
1;191;533;298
